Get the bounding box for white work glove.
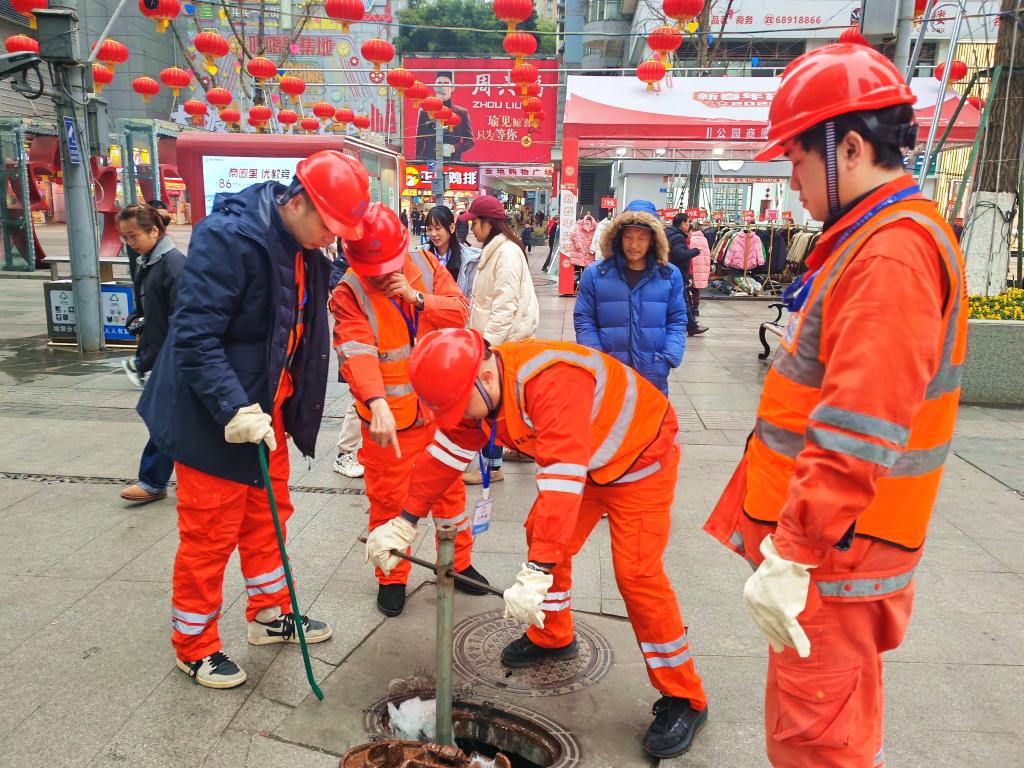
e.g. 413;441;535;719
224;404;276;451
743;535;816;658
364;517;418;575
503;563;554;628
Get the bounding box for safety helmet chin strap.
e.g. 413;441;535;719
474;378;495;414
275;178;305;206
824;120;842;220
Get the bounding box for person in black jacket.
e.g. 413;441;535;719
665;213;708;336
118;204;185;505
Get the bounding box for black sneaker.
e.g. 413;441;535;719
454;565;491;596
176;650;247;689
248;612;333;645
500;633;578;668
688;326;709;337
642;697;708;758
377;583;406;617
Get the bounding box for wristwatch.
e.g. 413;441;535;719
414;291;425;310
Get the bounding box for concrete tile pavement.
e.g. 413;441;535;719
0;251;1022;766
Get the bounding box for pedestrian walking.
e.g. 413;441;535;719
665;212;709;336
573;200;686;396
138;150;369;688
365;328;709;759
705;43;967;768
411;208;422;236
331;202;489;617
519;223;533;258
423;204;481;298
118;203;185;504
542;215;560;272
399;209;409;230
457;195;539;485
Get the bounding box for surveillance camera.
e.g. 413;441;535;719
0;52;42;82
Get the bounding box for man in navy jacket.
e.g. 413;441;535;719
139;151;371;689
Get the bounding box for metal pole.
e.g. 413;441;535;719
905;0;938;81
15;123;35;271
893;0;919;74
432;117;446;204
435;524;456;747
917;2;964;187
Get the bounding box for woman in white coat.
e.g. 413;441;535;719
458;194;540;483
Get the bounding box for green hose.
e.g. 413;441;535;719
259;445;324;701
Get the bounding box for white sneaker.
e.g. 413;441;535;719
121;358;144;388
334;451;364;478
176;650;247;689
248;612;333;646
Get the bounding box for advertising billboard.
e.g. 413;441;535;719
200;155;306;215
402;58;558;164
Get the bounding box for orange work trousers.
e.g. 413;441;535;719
170;418;293;662
526;443;707;709
360;422;474;585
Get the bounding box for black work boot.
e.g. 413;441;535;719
501;633;578;668
377;584;406;617
454;565;490;596
642;696;708;758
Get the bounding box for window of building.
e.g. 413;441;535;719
673;40;807;75
585;0;631;24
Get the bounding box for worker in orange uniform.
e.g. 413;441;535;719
704;43;968;767
365;328;709;759
139;150;373;688
331;203;489;618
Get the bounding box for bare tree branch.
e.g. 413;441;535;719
276;1;317;68
221;0;252;60
257;0;267;56
169;20;212;95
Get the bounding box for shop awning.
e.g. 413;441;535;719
563;75;981;156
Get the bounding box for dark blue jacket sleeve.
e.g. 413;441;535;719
663;267;687;367
172;226;251;426
573;266;602;351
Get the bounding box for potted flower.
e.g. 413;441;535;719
961;288;1024;405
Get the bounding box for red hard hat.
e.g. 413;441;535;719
294;150;371;239
408;328;486;430
756;43;916;161
343;202;410;277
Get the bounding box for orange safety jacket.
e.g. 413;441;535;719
706;176;967;587
332;249;469;430
402;340;672;562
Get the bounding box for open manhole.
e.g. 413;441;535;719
453;611;612;697
364;697;580;768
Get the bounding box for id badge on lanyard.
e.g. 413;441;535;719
471;420;497;536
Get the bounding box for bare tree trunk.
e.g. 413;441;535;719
963;0;1024;295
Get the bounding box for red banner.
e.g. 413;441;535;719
405;163;479;192
659;208;680;220
403;57;558;164
601;196;618;209
685;207;701;218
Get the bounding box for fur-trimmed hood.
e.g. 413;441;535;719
599;210;670;265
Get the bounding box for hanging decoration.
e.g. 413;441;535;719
967;95;985;112
838;25;870;46
5;34;40;54
312;100;335;123
386;66;415;96
279;74;306;103
193;29;229;75
361;38;395;73
493;0;533;33
637;58;667;91
91;63;113;94
421;95;443;118
436;106;453;124
522;95;543;128
11;0;46;30
94;38;129;74
647;25;683;62
220;107;241;125
662;0;704;29
132;76;160;103
139;0;180;32
159;66;192;98
352;114;372;130
277;109;298;129
300;117;321;134
246;55;277;82
444;112;461;130
520;79;541;106
334;107;355;127
324;0;364;33
935;60;968;83
249;104;273;127
183;98;208;125
406;80;429;108
206;86;232;110
509;61;539;96
503;31;537;65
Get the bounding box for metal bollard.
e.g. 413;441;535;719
435;524;457;746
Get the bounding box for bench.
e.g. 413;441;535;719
45;255;131;282
758;302;787;360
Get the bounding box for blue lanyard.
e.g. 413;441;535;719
478;419;497;492
782;184;920;313
388;298;419;343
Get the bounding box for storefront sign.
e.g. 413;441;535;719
200;155;304;215
781;211;794;222
480;166;553;178
741;210;757;223
405;163;479;192
712;210;725;222
601;196;618;210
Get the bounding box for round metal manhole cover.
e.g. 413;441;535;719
453;610;612;696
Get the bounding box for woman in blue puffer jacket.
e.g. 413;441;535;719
573;200;687;395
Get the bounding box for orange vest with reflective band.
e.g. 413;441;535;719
744;197;967;549
341;249;437;430
495;340;669;484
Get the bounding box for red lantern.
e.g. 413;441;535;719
246;56;277;82
407;80;429;108
91;63;113;94
421;96;443;117
437;107;453;124
300;117;321;134
94;38;129;74
838;25;870;47
503;31;538;65
206;87;232;109
967;95;985;112
935;60;968;83
276;108;298;127
5;34;40;54
325;0;364;33
662;0;704;28
193;29;229;74
386;67;415;94
520;80;541;106
361;38;395;73
493;0;533;32
334;107;355;126
183;98;208;126
220;107;241;125
648;25;683;61
279;75;306;103
249;105;273;126
11;0;46;30
523;95;543;128
248;116;261;128
509;62;539;96
312;101;335;123
914;1;928;14
444;112;461;129
353;114;372;130
159;66;192;98
139;0;179;33
132;76;160;103
637;58;667;91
